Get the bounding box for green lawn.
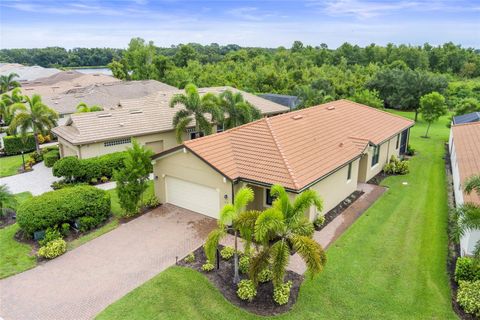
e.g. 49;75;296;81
0;154;25;177
97;112;457;320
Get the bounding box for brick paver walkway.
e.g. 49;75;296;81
0;205;216;320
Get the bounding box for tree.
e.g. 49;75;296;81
349;89;383;108
0;184;17;213
465;175;480;196
419;92;447;137
114;140;154;217
219;90;261;129
246;185;326;288
8;94;58;152
204;187;255;283
454;98;480;117
0;87;24;125
0;73;20;94
76;102;103;113
169;84;222;143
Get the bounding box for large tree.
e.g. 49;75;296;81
418;92;447;138
8;94;58;152
0;87;24;125
0;73;20;94
169;84;222;142
219;90;261;129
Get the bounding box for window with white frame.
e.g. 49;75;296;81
371;145;380;166
104;137;132;147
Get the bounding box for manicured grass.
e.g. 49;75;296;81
97;112;457;319
0;192;34;279
0;154;25;177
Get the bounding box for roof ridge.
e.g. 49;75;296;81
452;121;480;128
264;117;300;189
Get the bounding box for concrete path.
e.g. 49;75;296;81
0;162;60;195
0;205;216;320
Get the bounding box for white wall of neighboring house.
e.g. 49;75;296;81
450;128;480;256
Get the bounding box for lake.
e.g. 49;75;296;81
71;68;112;76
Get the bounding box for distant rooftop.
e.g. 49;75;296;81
0;63;61;81
258;93;301;110
453;112;480;125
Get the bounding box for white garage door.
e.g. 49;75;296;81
165;176;220;218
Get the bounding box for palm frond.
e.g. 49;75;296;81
204;227;226;264
464;175;480;196
174;117;192;143
233;187;254;213
270;239;290;287
219;203;235;226
254;208;284;244
235;210;262;254
290;189;323;223
270;184;291;216
290;234;326;278
249;247;271;285
290;216;315;237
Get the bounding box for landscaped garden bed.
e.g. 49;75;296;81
315;190;364;231
178;245;303;316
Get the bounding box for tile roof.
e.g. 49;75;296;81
52;86;289;145
452;122;480;205
453;112;480;125
258;93;301;110
0;64;61;81
175;100;414;191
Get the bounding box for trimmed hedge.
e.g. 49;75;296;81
3;135;36;155
53;152;127;183
44;149;60;167
17;185;111;234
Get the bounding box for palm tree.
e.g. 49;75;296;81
169;84;222;143
246;185;326;288
0;88;24;125
0;184;17;215
219;90;261;129
0;73;21;94
9;94;58;152
204;187;255;283
76;102;103;113
465;175;480;196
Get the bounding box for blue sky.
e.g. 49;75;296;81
0;0;479;49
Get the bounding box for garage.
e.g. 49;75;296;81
165;176;220;218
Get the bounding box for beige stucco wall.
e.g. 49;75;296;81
358;134;401;183
152;148;232;218
58;137;80;158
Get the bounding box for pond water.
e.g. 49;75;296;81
71;68;112;76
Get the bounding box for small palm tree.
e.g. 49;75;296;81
169;84;222;143
9;94;58;152
247;185;326;287
0;184;17;215
219;90;261;129
0;88;24;125
465;175;480;196
0;73;20;94
204;187;255;283
76;102;103;113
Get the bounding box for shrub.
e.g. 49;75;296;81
78;216;100;232
90;178;98;185
51;180;86;190
273;281;293;305
455;257;480;282
3;135;36;155
30;151;43;162
143;195;160;208
457;280;480;317
37;134;45;144
201;261;214;272
383;155;409;175
406;144;415;156
184;252;195;263
53;156;81;182
258;268;273;283
60;223;70;236
38;239;67;259
101;176;109;183
39;227;63;246
43;150;60;167
237;279;257;301
220;246;235;260
44;134;52;143
314;214;325;229
16;185;110;235
239;255;250;274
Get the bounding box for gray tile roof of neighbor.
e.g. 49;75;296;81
453;112;480;125
258;93;301;110
0;64;61;81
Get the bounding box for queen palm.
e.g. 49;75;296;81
219;90;261;129
169;84;222;143
76;102;103;113
0;73;20;94
9;94;58;152
244;185;326;287
0;88;24;125
204;187;255;283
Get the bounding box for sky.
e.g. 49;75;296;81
0;0;479;49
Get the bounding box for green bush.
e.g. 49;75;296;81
201;261;214;272
273;281;293;305
383;155;409;175
314;214;325;228
44;150;60;167
17;185;111;235
3;135;36;155
220;246;235;260
239;255;250;274
258;268;273;283
101;176;109;183
38;239;67;259
52;156;80;182
78;216;99;232
39;227;62;246
143;195;160;208
237;279;257;301
60;223;70;236
455;257;480;282
406;144;415;156
457;280;480;317
184;252;195;263
30;151;43;163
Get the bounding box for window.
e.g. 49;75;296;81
189;132;204;140
347;163;352;180
396;134;400;149
104;137;131;147
266;189;276;206
371;145;380;166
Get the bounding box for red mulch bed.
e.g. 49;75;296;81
178;245;303;316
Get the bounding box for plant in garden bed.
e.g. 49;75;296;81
184;253;195;263
383;155;409;175
273;280;293;305
239;255;250;274
456;280;480;317
220;246;235;260
38;238;67;259
237;279;257;301
313;214;325;230
258;268;273;283
201;261;214;272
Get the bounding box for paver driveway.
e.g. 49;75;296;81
0;205;216;320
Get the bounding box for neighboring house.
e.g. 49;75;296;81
452;112;480;125
449;122;480;256
259;93;301;110
151;100;413;220
0;63;61;81
51;86;289;159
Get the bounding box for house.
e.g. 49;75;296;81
452;112;480;125
151;100;414;220
0;63;61;82
258;93;301;110
449;122;480;256
51;86;289;159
